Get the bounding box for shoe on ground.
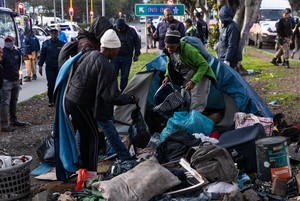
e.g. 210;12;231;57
23;77;31;82
32;74;37;80
276;57;282;64
11;120;27;127
1;126;15;132
271;58;279;66
48;103;54;107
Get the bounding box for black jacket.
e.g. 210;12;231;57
65;51;134;120
113;24;141;57
38;39;65;69
217;5;242;67
2;47;21;81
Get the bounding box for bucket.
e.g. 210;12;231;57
256;137;291;182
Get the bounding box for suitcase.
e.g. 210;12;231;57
218;123;267;173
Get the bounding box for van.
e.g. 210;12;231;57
248;0;291;48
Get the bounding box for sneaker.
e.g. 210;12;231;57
32;74;37;80
1;126;15;132
48;103;54;107
11;120;27;127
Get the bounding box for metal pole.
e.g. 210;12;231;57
61;0;64;21
86;0;88;23
102;0;105;16
70;0;73;23
53;0;56;22
90;0;93;23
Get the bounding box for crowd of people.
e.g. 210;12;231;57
0;5;299;175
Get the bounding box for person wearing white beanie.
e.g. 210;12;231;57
100;29;121;48
65;29;138;171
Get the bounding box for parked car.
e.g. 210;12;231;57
248;0;291;49
47;22;82;42
140;16;146;23
32;26;50;49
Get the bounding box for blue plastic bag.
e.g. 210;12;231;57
160;110;213;142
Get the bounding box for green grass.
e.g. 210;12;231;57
266;93;300;107
128;52;159;81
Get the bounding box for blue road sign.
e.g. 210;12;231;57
135;4;185;16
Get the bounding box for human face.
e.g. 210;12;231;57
283;12;290;19
164;9;174;22
50;31;58;40
109;48;120;59
165;43;179;54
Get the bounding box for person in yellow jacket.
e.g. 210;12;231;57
162;28;216;113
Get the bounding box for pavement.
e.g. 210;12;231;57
141;46;159;54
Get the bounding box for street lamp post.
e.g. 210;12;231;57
86;0;88;23
102;0;105;16
90;0;93;23
53;0;56;22
61;0;64;21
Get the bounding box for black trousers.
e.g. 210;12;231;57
65;99;105;171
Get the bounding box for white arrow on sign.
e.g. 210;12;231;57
173;6;179;14
139;7;145;13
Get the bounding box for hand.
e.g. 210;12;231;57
162;77;169;85
39;66;43;76
133;55;138;62
185;81;195;91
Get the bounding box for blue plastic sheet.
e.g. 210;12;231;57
160;110;213;142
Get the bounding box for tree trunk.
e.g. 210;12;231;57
238;0;262;51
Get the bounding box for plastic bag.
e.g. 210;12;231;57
128;104;151;148
36;132;55;164
160;110;213;142
75;169;97;190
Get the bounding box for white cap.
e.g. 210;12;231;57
100;29;121;48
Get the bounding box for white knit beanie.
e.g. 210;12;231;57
100;29;121;48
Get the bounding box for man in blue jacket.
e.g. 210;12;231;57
112;18;141;92
217;5;242;69
22;32;40;82
1;36;27;132
38;28;65;107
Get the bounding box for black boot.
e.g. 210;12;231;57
271;58;278;66
276;57;282;64
282;60;290;68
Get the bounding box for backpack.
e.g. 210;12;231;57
181;36;210;60
187;143;238;182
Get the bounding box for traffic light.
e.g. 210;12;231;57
18;3;25;14
69;7;74;17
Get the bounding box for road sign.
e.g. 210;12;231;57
135;4;185;16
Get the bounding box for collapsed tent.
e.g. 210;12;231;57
114;36;273;133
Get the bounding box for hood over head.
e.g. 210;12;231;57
219;5;235;23
88;16;113;41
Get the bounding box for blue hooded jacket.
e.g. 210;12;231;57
217;5;242;67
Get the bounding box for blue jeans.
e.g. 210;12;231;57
111;55;132;92
97;120;131;161
0;79;20;128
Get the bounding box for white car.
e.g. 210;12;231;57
32;26;50;49
129;25;141;40
47;22;82;42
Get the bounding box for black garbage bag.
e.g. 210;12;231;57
128;104;151;148
36;131;55;164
